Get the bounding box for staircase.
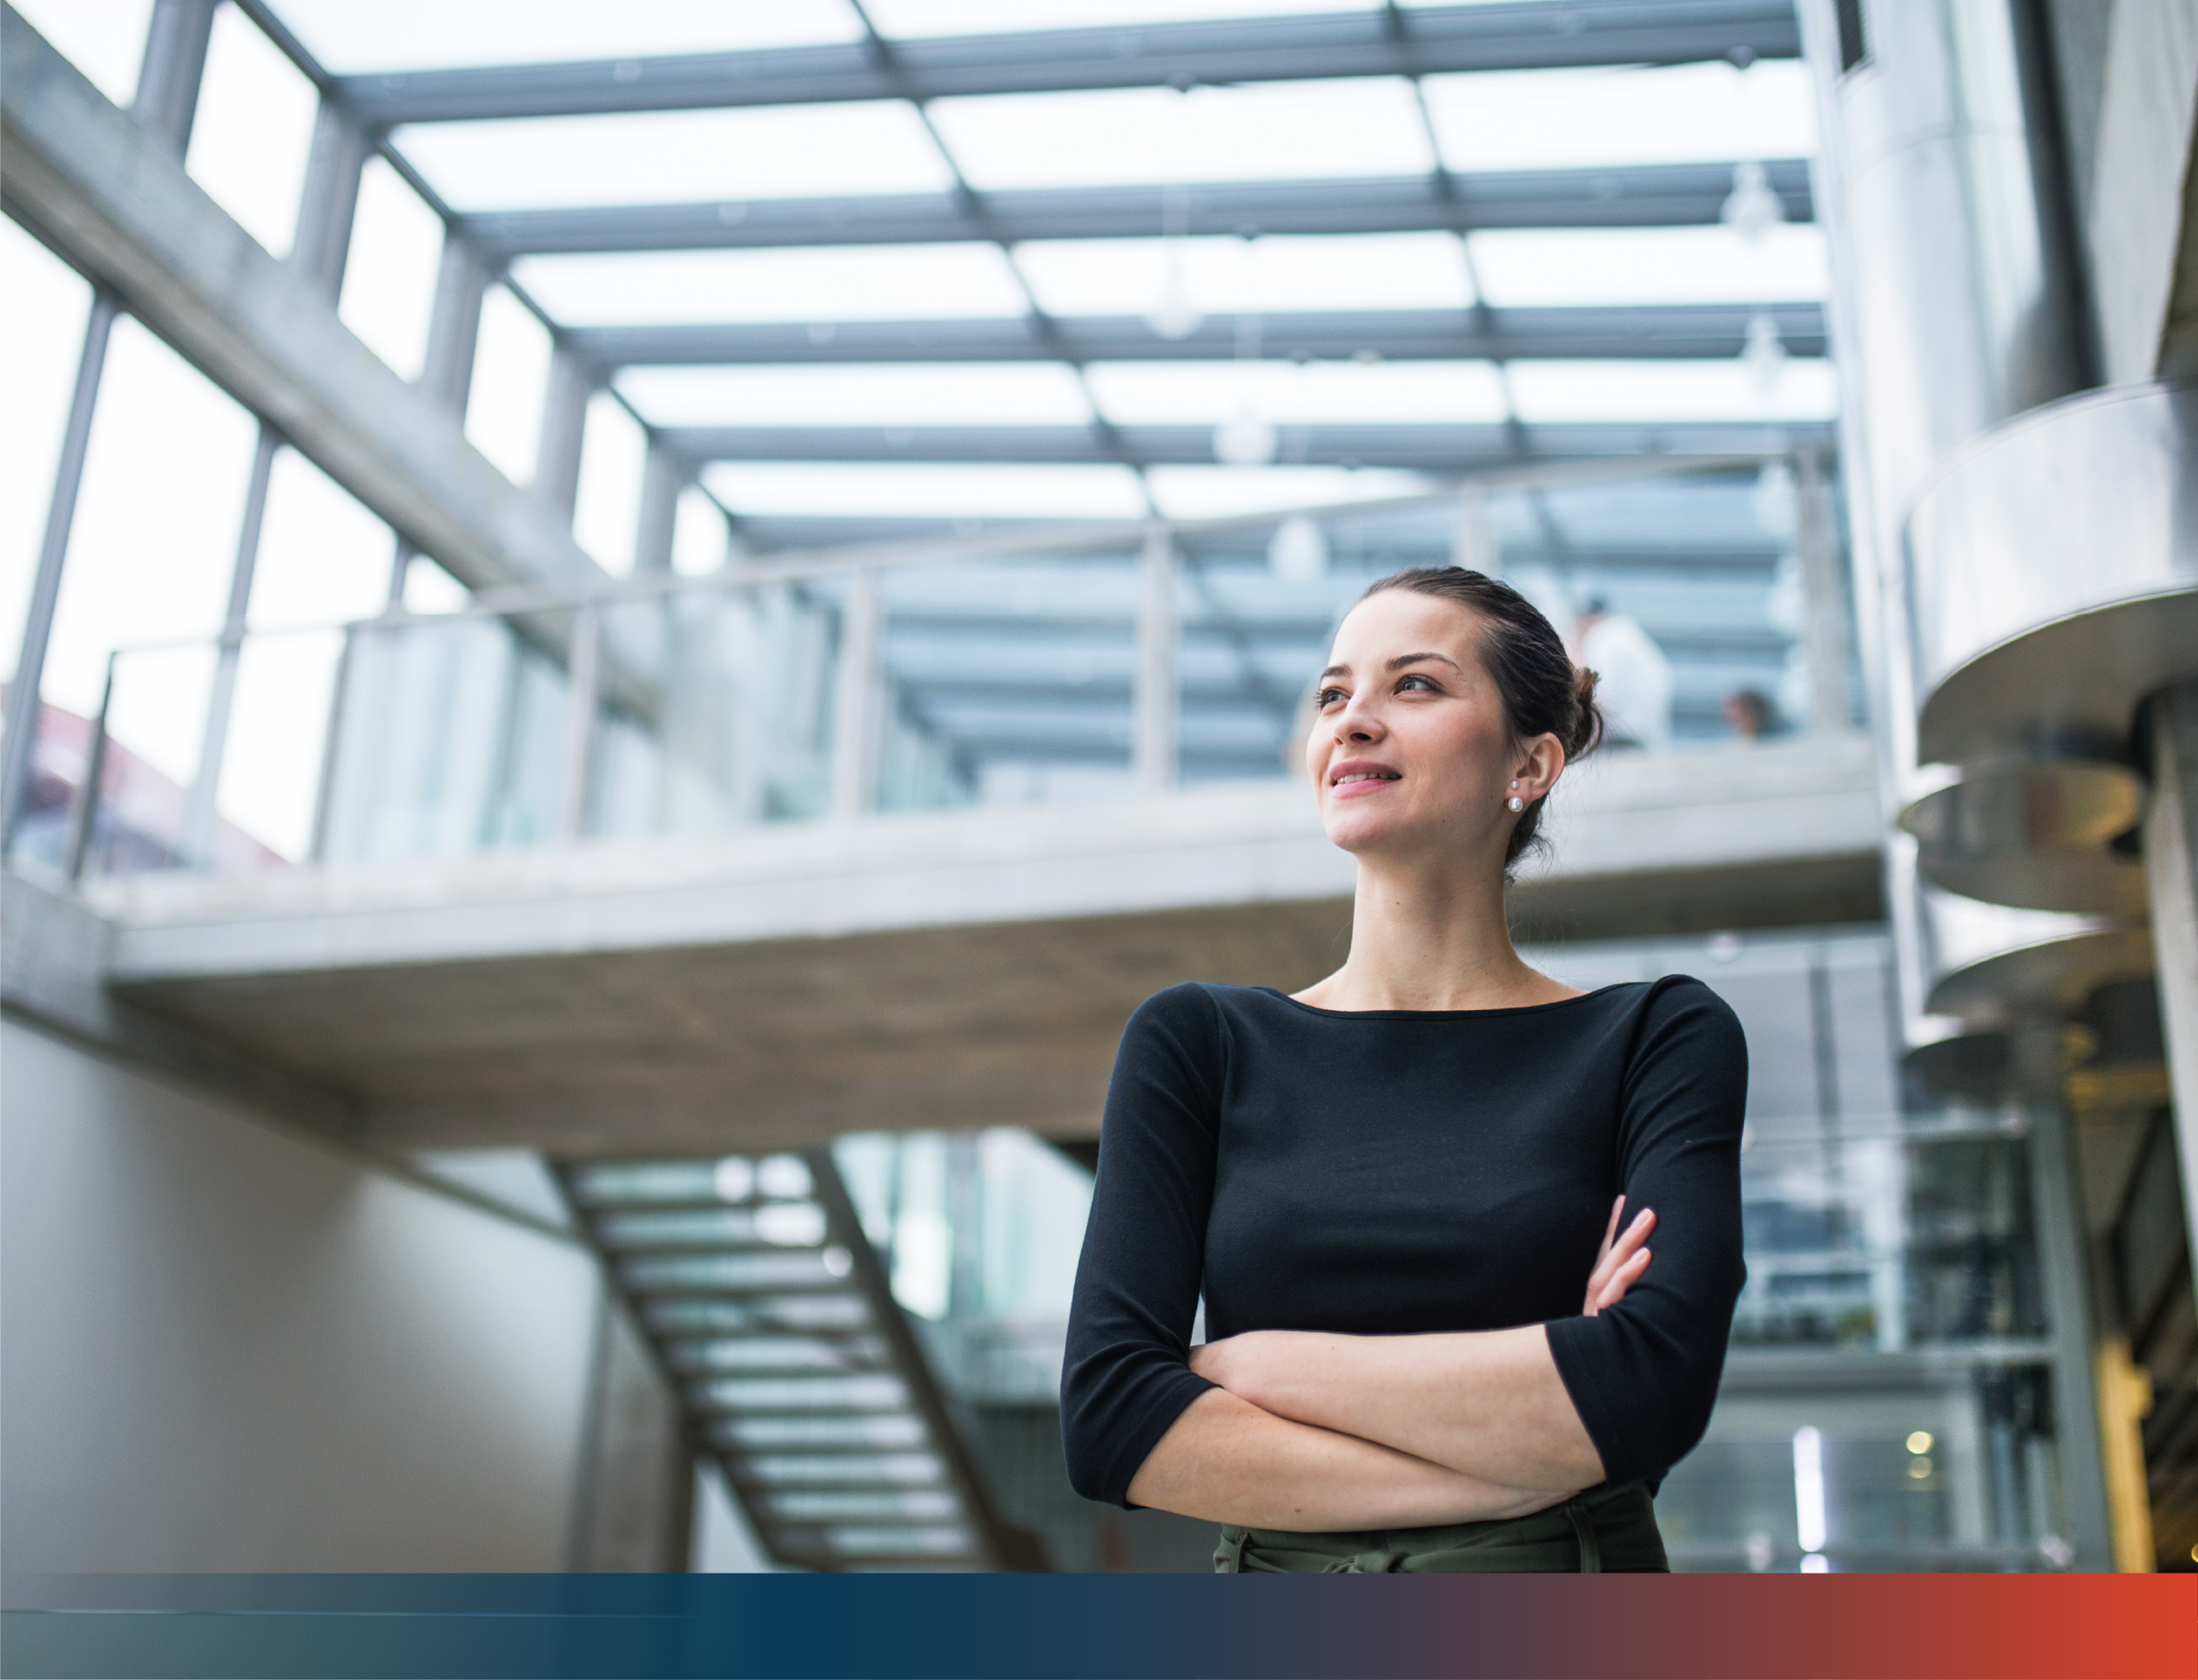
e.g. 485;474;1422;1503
561;1149;1046;1572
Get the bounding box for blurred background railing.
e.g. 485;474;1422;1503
21;455;1856;884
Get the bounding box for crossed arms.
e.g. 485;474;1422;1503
1123;1200;1656;1531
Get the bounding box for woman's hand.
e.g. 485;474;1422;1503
1584;1196;1654;1317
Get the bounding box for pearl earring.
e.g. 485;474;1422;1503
1506;795;1525;812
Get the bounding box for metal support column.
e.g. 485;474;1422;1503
535;351;591;524
830;570;882;820
132;0;218;156
2144;681;2198;1267
2017;1021;2118;1570
290;99;371;302
177;426;280;868
419;236;489;416
1794;449;1854;735
1134;526;1179;791
557;603;603;844
634;446;682;574
0;294;119;856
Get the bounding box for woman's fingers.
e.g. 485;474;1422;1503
1595;1195;1627;1263
1585;1206;1655;1292
1587;1246;1653;1315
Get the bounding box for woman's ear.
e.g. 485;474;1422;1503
1514;733;1567;801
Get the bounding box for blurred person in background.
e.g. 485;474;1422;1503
1721;687;1776;743
1572;597;1672;753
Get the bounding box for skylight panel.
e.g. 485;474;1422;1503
1468;227;1828;307
512;246;1028;325
616;365;1095;429
865;0;1368;35
1087;361;1508;427
185;6;319;259
1422;61;1817;172
263;0;863;73
1014;233;1476;318
392;103;953;212
12;0;151;105
1146;467;1431;521
702;464;1147;521
929;79;1433;191
339;158;446;383
1506;360;1839;424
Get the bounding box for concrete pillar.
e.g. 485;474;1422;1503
534;352;591;524
1794;449;1853;735
1133;527;1178;791
634;448;682;575
131;0;218;156
178;426;280;869
289;100;371;303
2144;681;2198;1266
0;295;119;857
568;1287;692;1573
418;237;488;418
556;604;602;845
830;571;882;820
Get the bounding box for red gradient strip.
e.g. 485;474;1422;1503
1383;1574;2196;1680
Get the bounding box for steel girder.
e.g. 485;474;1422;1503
670;418;1832;470
577;303;1825;369
462;162;1813;257
338;2;1801;125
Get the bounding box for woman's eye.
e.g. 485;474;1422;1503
1397;674;1436;693
1316;687;1346;708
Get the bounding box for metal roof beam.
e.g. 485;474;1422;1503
339;2;1801;125
575;303;1824;369
462;161;1813;257
669;418;1832;470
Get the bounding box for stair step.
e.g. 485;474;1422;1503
711;1415;931;1451
643;1295;872;1333
760;1490;964;1522
738;1451;947;1486
619;1250;853;1291
669;1335;889;1374
593;1204;830;1250
690;1374;912;1413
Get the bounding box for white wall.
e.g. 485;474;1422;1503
1;1017;603;1571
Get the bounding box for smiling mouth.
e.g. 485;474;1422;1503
1331;771;1402;786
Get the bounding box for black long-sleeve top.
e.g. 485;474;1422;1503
1060;978;1747;1510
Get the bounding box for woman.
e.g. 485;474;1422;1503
1060;566;1747;1574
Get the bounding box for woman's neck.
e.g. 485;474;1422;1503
1295;854;1581;1013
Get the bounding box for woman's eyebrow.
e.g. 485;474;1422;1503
1387;651;1464;672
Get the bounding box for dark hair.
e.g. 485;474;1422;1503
1355;566;1601;870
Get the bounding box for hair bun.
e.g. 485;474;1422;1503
1568;664;1603;759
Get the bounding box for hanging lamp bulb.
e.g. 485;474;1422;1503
1752;457;1798;536
1146;252;1202;342
1720;161;1785;243
1213;407;1278;467
1268;514;1328;582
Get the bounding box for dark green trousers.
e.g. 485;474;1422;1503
1213;1480;1666;1573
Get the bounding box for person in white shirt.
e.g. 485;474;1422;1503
1573;598;1673;753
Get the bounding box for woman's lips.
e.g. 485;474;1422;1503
1329;770;1402;798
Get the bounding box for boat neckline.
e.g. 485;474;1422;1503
1246;980;1642;1019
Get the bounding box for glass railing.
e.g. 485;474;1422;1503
17;459;1860;884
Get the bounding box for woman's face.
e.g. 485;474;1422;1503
1305;589;1553;866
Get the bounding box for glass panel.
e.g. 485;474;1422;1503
573;393;646;575
0;219;92;687
702;464;1147;523
671;489;727;576
315;607;575;863
265;0;863;73
12;0;154;106
1015;232;1478;319
184;7;319;259
465;286;553;485
1469;226;1829;308
1142;467;1430;520
1505;360;1840;424
76;642;221;876
616;364;1095;430
929;79;1433;191
513;246;1029;328
568;1159;722;1205
1086;361;1507;427
867;0;1367;35
339;158;445;382
1422;61;1817;172
394;103;952;212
